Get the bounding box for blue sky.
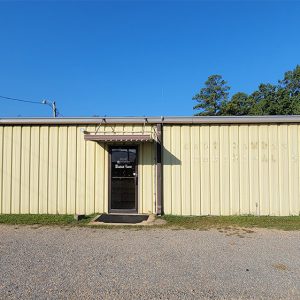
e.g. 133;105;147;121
0;1;299;117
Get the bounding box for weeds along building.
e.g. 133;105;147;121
0;116;300;216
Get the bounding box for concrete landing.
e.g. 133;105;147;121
89;214;166;226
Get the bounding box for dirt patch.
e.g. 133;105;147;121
273;263;289;271
220;227;255;237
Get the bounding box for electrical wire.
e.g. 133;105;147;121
0;94;64;117
0;95;43;105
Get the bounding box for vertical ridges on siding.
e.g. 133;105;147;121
57;126;68;214
269;125;279;216
134;125;143;214
288;125;299;215
229;125;240;215
39;126;49;213
76;126;86;214
30;126;40;214
239;125;250;215
152;140;156;214
278;125;289;215
191;126;200;215
66;126;76;214
200;126;210;215
298;125;300;216
11;126;21;214
220;126;230;215
0;127;3;214
181;126;191;215
171;126;181;215
48;127;58;214
249;126;260;215
2;126;13;213
138;144;143;214
259;125;270;215
95;142;105;213
163;125;172;214
20;127;30;213
141;143;153;214
0;124;156;215
2;123;300;216
85;125;96;215
210;126;220;215
163;124;300;216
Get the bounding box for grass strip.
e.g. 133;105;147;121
161;215;300;231
0;214;95;225
0;214;300;230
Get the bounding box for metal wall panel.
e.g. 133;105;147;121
219;126;230;215
191;126;201;215
163;124;172;214
0;127;3;214
11;126;21;214
30;126;40;214
163;124;300;216
39;126;49;214
0;124;155;215
2;127;12;213
57;126;68;214
20;127;30;214
181;126;191;215
2;122;299;216
200;126;210;214
66;126;77;214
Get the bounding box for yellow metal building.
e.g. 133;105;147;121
0;116;300;216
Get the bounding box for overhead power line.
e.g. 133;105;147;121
0;95;63;117
0;95;43;104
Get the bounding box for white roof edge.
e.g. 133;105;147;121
1;115;300;125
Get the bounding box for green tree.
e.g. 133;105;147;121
193;75;230;116
247;83;279;115
221;92;253;116
279;65;300;97
276;65;300;114
195;65;300;116
248;66;300;115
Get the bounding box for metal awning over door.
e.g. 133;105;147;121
84;134;153;142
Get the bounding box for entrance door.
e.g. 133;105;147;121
109;146;138;213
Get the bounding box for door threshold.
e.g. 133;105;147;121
109;209;138;214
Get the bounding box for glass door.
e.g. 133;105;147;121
109;146;138;212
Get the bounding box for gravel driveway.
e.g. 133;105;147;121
0;225;299;299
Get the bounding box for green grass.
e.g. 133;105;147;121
161;215;300;231
0;214;300;230
0;214;96;225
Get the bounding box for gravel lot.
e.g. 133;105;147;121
0;225;299;299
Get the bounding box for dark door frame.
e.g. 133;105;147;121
108;145;139;214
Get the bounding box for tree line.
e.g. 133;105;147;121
193;65;300;116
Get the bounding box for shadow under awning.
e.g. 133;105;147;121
84;134;153;142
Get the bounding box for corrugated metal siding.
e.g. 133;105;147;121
163;124;300;216
0;124;156;215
